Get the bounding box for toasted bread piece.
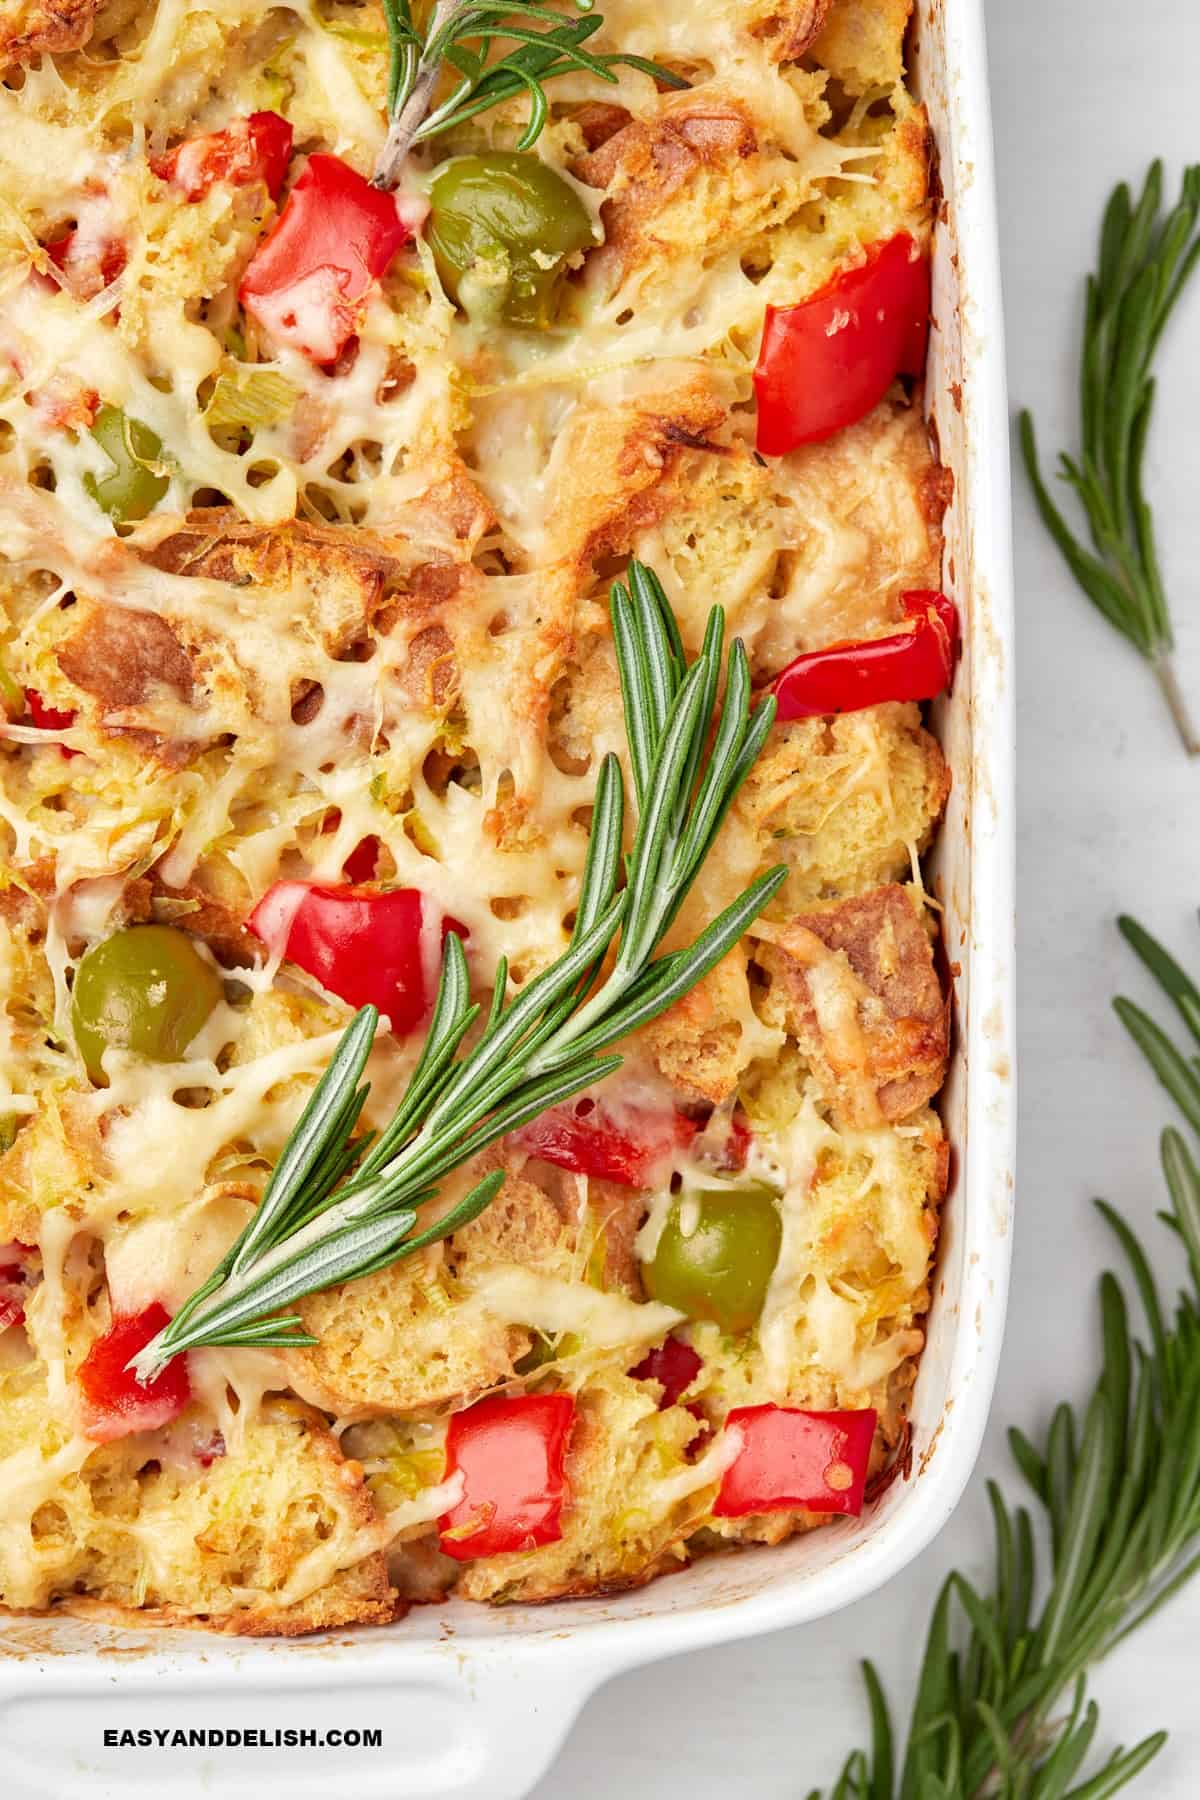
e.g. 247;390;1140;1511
0;1358;394;1632
636;945;763;1106
292;1170;574;1416
810;0;912;92
0;0;100;64
573;96;759;294
758;884;948;1127
751;0;833;61
144;510;390;660
738;704;950;909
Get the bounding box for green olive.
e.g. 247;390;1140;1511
645;1186;783;1335
427;151;596;329
71;925;222;1083
84;404;169;522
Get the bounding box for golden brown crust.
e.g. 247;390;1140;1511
0;0;100;64
758;884;948;1127
809;0;913;93
146;872;260;964
573;98;757;292
546;376;729;577
143;509;390;658
751;0;834;61
57;603;194;713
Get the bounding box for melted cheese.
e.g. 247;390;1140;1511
649;1422;743;1513
466;1266;683;1348
0;1433;95;1608
380;1470;464;1542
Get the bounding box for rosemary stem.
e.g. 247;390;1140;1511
373;0;467;189
1152;652;1200;756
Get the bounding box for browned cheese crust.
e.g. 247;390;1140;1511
758;884;950;1128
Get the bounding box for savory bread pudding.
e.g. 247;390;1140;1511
0;0;955;1634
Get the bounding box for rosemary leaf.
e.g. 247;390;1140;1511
1117;913;1200;1048
372;0;686;189
131;562;783;1383
1020;161;1200;755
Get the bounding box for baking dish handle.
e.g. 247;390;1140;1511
2;1649;613;1800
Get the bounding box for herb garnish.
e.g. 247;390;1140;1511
133;563;783;1383
1020;162;1200;755
372;0;685;190
812;914;1200;1800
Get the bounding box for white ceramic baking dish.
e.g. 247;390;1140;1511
0;2;1014;1793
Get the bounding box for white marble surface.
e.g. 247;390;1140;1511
532;1;1200;1792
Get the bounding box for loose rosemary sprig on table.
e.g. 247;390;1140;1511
1020;161;1200;756
132;563;783;1384
812;914;1200;1800
372;0;684;189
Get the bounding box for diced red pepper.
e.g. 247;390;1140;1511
247;881;466;1036
714;1405;877;1518
152;111;293;202
77;1303;191;1443
515;1097;700;1188
439;1393;575;1560
239;154;412;364
45;224;126;301
341;835;380;883
630;1335;703;1408
754;233;930;454
771;590;960;721
24;688;79;757
0;1242;34;1334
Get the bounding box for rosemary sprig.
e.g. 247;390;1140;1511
1020;161;1200;756
373;0;684;190
810;912;1200;1800
132;563;784;1383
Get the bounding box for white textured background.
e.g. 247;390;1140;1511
533;1;1200;1792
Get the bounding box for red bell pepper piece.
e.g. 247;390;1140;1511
77;1303;191;1443
24;688;79;756
239;154;412;363
44;223;126;301
630;1335;703;1408
247;881;466;1036
0;1242;34;1334
754;233;930;454
152;111;293;202
341;835;380;883
714;1405;877;1518
439;1393;575;1560
514;1097;699;1188
771;590;959;721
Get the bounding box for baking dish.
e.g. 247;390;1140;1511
0;0;1014;1793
